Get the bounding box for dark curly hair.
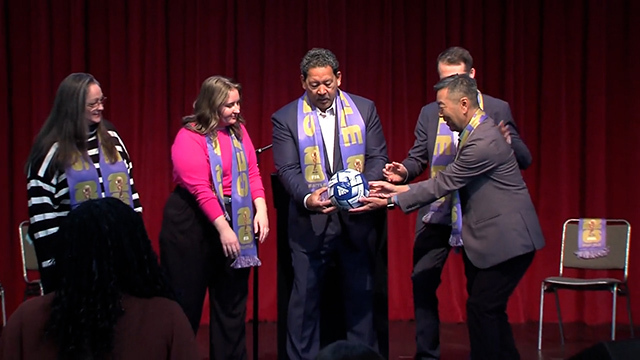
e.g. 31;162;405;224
45;198;174;359
300;48;340;80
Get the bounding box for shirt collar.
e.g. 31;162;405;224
317;100;336;117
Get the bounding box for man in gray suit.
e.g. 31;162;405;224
384;46;532;360
353;74;545;360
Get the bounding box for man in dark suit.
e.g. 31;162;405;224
272;48;388;360
355;74;545;360
383;47;532;360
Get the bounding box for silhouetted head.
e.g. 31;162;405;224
316;340;384;360
47;197;172;358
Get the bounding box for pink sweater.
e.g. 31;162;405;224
171;124;266;223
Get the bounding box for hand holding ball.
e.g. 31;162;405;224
327;169;369;210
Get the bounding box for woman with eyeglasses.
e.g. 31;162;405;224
159;76;268;360
25;73;142;294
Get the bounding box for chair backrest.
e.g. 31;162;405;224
560;219;631;280
18;221;40;282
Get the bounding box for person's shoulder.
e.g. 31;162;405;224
175;125;203;139
343;91;374;107
482;93;509;108
9;293;53;320
420;101;439;116
272;98;299;118
102;119;118;132
474;118;510;150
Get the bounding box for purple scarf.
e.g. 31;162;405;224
575;218;609;259
65;142;133;209
207;129;261;268
297;90;366;194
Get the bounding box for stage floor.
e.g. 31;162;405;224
196;321;638;359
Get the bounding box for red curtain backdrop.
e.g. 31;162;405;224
1;0;638;326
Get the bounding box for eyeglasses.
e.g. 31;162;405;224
86;96;107;110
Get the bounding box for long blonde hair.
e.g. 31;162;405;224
182;76;244;140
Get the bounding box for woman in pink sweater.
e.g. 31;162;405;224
159;76;269;360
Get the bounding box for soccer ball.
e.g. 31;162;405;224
327;169;369;210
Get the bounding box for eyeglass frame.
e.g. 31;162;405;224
86;96;107;110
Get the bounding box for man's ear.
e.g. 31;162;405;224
460;97;470;114
469;68;476;78
300;74;307;90
336;71;342;87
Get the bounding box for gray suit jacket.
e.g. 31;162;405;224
396;118;545;268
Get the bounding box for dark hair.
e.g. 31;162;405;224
182;75;244;140
300;48;340;80
436;46;473;73
434;73;479;108
25;73;118;176
316;340;384;360
45;197;173;359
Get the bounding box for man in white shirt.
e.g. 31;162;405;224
272;48;389;360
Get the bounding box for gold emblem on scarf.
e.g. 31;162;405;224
348;156;365;173
108;172;130;205
74;181;98;202
582;219;602;245
237;207;253;245
304;146;325;182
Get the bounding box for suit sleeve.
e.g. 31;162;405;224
492;102;532;169
361;102;388;182
397;128;510;213
272;109;311;207
402;105;431;183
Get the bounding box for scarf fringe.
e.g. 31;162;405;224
574;247;610;260
231;255;262;269
449;234;463;247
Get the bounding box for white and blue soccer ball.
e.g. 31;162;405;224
327;168;369;210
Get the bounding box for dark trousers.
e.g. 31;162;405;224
287;213;378;360
160;187;250;360
463;250;535;360
412;223;452;360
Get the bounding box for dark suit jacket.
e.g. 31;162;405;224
396;118;545;269
272;92;388;249
402;93;532;182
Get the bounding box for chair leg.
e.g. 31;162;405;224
626;291;634;338
538;282;546;351
612;285;618;341
554;289;565;346
1;284;6;327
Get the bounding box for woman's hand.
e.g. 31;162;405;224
253;198;269;243
214;216;240;258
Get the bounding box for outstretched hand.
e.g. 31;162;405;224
368;180;400;198
382;162;408;184
348;196;387;213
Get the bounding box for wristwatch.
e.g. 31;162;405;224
386;196;396;210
